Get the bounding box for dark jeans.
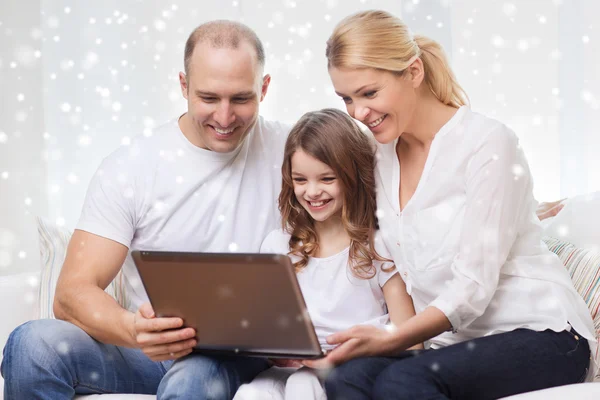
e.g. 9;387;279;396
325;328;590;400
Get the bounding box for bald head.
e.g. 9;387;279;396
184;20;265;78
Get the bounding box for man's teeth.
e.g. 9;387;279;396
214;127;235;134
368;115;386;128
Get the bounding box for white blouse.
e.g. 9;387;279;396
374;106;597;375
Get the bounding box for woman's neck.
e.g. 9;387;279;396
401;90;460;149
314;216;351;258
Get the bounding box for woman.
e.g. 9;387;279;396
308;10;597;400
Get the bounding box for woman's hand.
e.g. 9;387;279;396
303;325;398;369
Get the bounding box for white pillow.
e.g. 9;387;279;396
36;217;128;319
542;191;600;252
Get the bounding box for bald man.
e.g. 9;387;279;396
1;21;290;400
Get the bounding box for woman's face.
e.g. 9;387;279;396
328;66;418;144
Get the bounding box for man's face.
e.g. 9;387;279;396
180;41;270;153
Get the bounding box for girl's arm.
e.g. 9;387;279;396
381;274;424;350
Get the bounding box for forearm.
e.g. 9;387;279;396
390;306;452;352
54;283;136;347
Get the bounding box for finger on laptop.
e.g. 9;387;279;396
143;338;197;358
136;327;196;346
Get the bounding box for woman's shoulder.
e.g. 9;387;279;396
461;108;518;144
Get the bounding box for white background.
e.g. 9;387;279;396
1;0;599;275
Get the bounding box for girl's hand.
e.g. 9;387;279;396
269;358;303;368
302;325;398;369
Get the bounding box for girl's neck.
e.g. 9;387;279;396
314;216;351;258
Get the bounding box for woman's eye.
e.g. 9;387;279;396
342;96;352;104
364;91;377;98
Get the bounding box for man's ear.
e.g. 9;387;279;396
409;58;425;88
179;72;189;100
260;74;271;102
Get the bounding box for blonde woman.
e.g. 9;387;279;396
306;10;597;400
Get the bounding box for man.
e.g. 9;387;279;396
1;20;290;399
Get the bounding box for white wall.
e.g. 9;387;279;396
0;0;46;276
1;0;599;276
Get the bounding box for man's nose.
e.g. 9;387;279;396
213;102;236;127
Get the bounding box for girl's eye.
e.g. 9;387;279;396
292;178;306;183
322;177;336;182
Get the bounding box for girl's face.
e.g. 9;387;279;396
291;149;343;223
328;66;418;144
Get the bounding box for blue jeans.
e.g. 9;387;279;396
325;328;591;400
1;319;269;399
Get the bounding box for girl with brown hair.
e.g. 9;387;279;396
234;108;419;400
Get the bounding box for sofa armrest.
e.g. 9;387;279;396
0;271;40;363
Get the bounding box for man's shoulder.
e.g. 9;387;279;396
99;119;179;172
252;116;292;146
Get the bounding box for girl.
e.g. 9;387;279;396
234;108;420;400
316;9;597;400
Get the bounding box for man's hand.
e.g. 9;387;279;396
131;303;197;362
536;199;565;221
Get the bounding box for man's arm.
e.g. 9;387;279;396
54;230;197;360
54;229;136;346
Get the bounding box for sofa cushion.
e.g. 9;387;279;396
544;237;600;336
37;217;128;319
544;236;600;381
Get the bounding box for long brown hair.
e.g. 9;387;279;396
326;10;468;108
279;108;392;278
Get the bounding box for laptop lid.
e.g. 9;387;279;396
131;251;324;359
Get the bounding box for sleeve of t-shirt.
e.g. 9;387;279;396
373;231;398;288
259;229;291;255
75;149;140;248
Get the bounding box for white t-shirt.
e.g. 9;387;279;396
374;106;597;376
76;116;291;311
260;229;398;351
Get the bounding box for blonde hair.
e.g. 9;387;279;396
326;10;468;108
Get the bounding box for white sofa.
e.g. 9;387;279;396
2;193;600;399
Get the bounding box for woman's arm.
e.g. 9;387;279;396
308;125;532;367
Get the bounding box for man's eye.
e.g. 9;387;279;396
233;98;250;103
201;97;217;102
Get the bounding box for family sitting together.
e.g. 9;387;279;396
2;9;595;400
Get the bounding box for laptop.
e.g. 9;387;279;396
131;250;326;359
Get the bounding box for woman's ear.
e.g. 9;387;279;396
408;58;425;88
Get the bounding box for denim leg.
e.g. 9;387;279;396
373;328;591;400
324;357;396;400
1;319;167;399
157;353;269;400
